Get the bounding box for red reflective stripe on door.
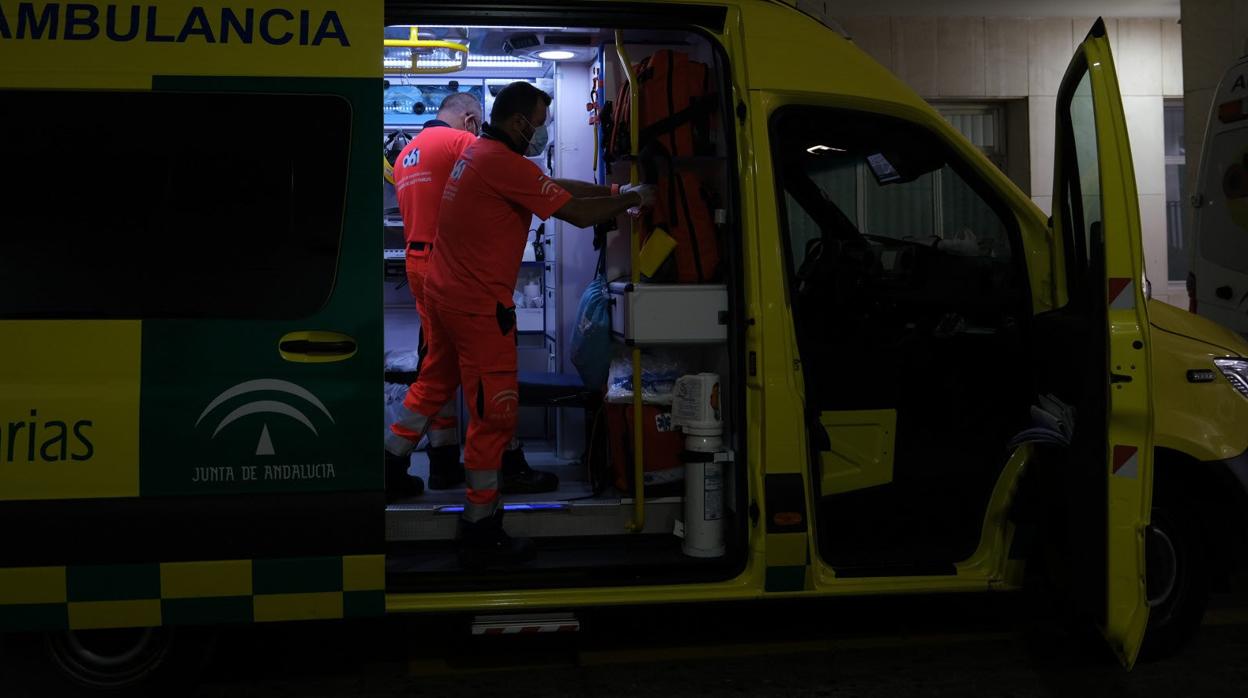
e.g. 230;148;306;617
1112;445;1139;478
1108;277;1134;310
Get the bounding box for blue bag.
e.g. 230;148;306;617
571;252;613;390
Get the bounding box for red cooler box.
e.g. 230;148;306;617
607;403;685;494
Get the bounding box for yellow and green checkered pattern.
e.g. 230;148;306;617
0;554;384;632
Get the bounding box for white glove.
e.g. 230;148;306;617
621;183;656;209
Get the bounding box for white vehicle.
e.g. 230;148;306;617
1191;52;1248;335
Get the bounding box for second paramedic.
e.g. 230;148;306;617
386;81;654;568
386;92;483;500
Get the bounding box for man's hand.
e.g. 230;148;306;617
621;183;656;209
554;184;657;228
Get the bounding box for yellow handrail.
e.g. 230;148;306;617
615;31;645;534
383;26;469;75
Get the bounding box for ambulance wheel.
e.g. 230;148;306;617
4;626;215;697
1138;500;1208;662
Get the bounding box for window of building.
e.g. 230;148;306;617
1165;99;1187;282
936;103;1008;173
0;90;351;320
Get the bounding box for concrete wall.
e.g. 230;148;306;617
841;16;1185;304
1180;0;1248;180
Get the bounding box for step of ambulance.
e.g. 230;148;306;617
386;494;684;541
471;612;580;635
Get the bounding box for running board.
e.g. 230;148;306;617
472;612;580;635
386;498;683;541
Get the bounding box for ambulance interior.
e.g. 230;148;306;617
380;24;746;585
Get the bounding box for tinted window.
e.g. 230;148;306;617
775;107;1016;277
771;105;1028;469
0;90;351;319
1056;67;1105;302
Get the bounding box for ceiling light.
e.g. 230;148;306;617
806;144;846;154
537;49;576;60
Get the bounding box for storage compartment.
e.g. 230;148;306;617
608;282;728;344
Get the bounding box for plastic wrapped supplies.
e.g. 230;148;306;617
384;382;409;406
384;349;420;373
605;350;687;405
384;382;410;428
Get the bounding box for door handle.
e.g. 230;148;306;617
279;331;358;363
1217;286;1234;300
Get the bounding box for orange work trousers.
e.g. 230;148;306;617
388;293;518;522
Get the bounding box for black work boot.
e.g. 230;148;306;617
427;444;466;490
385;451;424;502
457;510;536;569
500;447;559;494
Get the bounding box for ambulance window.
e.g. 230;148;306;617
1055;67;1105;303
772;107;1016;275
0;90;350;320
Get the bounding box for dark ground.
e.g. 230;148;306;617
186;587;1248;698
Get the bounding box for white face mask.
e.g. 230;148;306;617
520;115;549;157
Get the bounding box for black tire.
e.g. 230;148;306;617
1;626;215;697
1138;500;1209;662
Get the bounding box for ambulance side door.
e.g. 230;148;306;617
0;2;387;636
1051;18;1156;668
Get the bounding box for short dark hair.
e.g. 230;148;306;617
490;81;551;124
438;92;481;117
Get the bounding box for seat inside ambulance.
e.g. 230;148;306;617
379;23;745;586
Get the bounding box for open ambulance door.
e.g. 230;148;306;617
1051;18;1156;668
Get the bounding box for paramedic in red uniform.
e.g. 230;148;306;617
387;92;564;501
385;92;482;500
385;81;653;567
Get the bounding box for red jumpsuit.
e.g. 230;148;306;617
387;121;476;450
389;138;571;522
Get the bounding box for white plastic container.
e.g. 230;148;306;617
671;373;723;435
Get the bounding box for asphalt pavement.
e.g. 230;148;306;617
191;588;1248;698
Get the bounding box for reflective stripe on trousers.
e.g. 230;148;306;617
385;402;430;456
464;468;500;522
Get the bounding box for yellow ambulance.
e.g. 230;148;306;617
1;1;1247;694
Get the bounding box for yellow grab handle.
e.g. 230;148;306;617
383;26;470;75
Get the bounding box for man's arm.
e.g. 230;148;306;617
553;179;612;198
553;187;652;229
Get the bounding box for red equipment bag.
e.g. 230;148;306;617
607;403;685;494
609;49;717;159
644;168;720;283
